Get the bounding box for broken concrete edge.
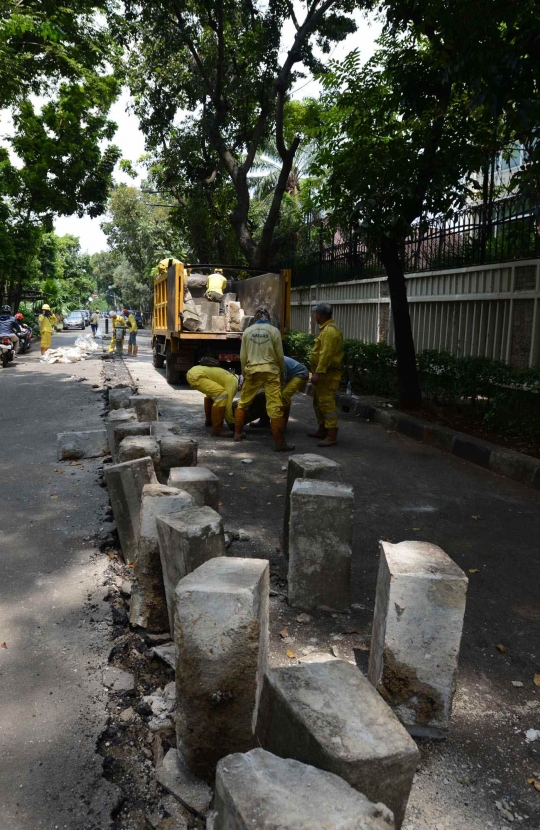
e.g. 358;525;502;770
156;748;213;818
305;384;540;490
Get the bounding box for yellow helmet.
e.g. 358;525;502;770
42;303;51;311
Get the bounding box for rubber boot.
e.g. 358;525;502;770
282;406;291;430
307;423;327;439
204;397;213;427
133;345;138;357
234;407;247;441
211;405;225;436
127;344;133;356
318;428;338;447
271;418;295;452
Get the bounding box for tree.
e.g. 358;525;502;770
117;0;360;267
312;0;540;407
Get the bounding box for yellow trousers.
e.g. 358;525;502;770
313;370;341;429
41;332;52;350
238;371;283;419
192;376;233;424
109;338;123;354
281;376;307;408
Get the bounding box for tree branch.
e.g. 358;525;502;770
171;2;218;107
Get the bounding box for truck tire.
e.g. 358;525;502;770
165;344;181;385
153;348;165;369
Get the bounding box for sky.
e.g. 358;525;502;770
53;10;383;255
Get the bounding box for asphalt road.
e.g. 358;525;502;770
130;330;540;830
0;331;120;829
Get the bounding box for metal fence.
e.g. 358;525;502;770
281;194;540;287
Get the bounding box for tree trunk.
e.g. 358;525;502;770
379;236;422;408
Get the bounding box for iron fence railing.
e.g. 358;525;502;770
277;194;540;287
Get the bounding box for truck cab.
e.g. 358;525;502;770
152;262;291;384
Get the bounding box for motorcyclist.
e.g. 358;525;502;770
0;305;22;355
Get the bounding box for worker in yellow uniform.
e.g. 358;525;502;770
281;356;309;428
38;304;58;355
108;311;126;354
124;308;138;357
234;306;294;452
205;268;227;311
186;359;238;436
307;302;343;447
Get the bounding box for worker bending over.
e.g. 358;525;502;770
186;359;238;436
281;355;309;427
307;302;343;447
108;311;126;354
205;268;227;311
38;304;57;355
235;306;294;452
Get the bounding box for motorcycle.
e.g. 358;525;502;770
17;326;32;354
0;336;15;368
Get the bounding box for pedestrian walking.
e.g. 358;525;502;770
281;355;309;428
38;304;57;355
90;310;99;336
307;302;343;447
124;308;138;356
186;359;238;435
234;306;294;452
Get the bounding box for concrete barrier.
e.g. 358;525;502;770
108;387;133;410
159;436;198;472
106;408;137;462
283;454;342;556
104;456;157;565
57;430;109;460
210;749;395;829
157;506;225;635
167;467;219;511
174;557;269;779
288;479;354;612
368;540;468;738
129;484;193;632
255;659;418;828
129;395;158;422
118;435;160;473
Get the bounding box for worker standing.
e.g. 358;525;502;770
235;306;294;452
38;304;57;356
205;268;227;312
124;308;138;357
186;360;238;435
307;302;343;447
108;311;126;354
281;355;309;428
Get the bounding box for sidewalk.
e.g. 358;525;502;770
129;331;540;829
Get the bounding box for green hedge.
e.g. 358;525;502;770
283;330;540;445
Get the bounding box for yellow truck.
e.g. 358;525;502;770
152;261;292;384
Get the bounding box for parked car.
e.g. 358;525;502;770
135;311;144;329
63;311;86;331
73;309;90;326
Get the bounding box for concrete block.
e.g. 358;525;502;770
105;457;157;565
223;292;237;304
241;315;253;331
283;453;342;556
57;429;109;460
118;435;160;473
156;748;212;818
151;420;181;438
211;315;226;333
129;484;194;632
129;395;158;422
157;506;225;635
167;467;219;511
113;422;152;464
174;557;269;779
255;660;418;828
106;408;137;461
159;436;198;471
226;301;242;332
108;387;134;410
210;749;395;830
288;480;353;612
368;540;468;738
199;299;220;319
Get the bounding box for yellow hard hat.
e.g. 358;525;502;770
42;303;51;311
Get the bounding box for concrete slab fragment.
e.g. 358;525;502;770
368;540;468;738
156;749;212;818
57;429;109;460
105;457;157;565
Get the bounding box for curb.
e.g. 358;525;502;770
306;384;540;491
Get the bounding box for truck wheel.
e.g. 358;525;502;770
165;345;181;384
153;349;165;369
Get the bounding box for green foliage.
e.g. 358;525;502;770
283;331;315;367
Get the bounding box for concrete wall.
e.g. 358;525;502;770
291;259;540;367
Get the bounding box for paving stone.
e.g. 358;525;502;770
255;659;418;828
368;540;468;738
105;457;157;565
209;749;395;829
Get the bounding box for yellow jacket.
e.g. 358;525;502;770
311;319;343;374
241;321;285;378
39;314;57;335
187;365;238;423
112;316;126;329
206;273;227;295
127;313;138;332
